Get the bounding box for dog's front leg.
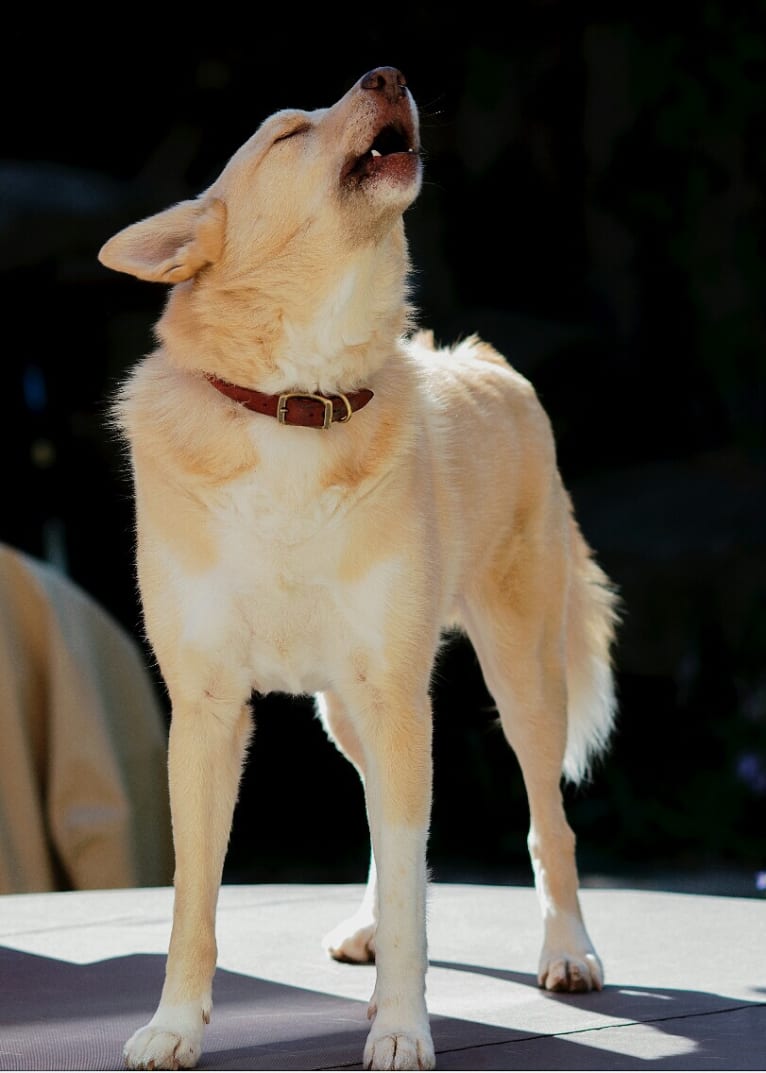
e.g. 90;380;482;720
123;697;252;1071
356;689;435;1072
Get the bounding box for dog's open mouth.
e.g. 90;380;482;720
341;120;420;187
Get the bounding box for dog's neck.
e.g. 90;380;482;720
157;228;415;396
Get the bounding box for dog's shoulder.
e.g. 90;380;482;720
405;329;539;408
406;328;529;381
112;352;259;483
404;328;557;469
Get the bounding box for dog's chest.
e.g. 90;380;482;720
174;459;389;696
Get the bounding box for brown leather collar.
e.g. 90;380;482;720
206;375;374;430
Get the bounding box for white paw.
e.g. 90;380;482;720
363;1022;435;1070
538;948;603;992
322;913;376;963
123;1003;208;1070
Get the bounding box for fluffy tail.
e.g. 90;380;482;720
563;505;621;783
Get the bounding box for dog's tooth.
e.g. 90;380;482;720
371;149;381;158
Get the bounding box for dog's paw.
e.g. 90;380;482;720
363;1023;435;1070
123;1003;208;1070
538;948;603;993
322;913;376;964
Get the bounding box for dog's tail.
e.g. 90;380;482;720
562;504;620;784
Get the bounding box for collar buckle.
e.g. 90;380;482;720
277;391;353;430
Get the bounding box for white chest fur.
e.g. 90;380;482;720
152;449;405;700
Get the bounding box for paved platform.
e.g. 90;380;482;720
1;882;763;1069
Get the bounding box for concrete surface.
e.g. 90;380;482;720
1;882;763;1070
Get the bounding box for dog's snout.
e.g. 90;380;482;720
360;67;408;103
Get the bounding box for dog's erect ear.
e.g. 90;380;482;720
98;197;226;283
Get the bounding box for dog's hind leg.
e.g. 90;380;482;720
461;579;605;994
123;694;252;1070
316;690;378;964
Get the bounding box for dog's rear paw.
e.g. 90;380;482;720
123;1006;207;1070
323;914;376;964
538;949;603;993
363;1025;435;1070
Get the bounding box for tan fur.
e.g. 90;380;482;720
99;67;618;1072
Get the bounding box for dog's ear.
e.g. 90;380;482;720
98;197;226;283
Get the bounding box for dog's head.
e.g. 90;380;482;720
98;67;422;287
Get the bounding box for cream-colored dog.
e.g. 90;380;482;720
99;66;618;1072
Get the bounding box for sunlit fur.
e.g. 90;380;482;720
99;67;619;1073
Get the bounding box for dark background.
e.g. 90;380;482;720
2;4;764;894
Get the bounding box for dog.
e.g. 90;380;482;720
98;66;619;1072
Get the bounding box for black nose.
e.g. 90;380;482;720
360;67;408;103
